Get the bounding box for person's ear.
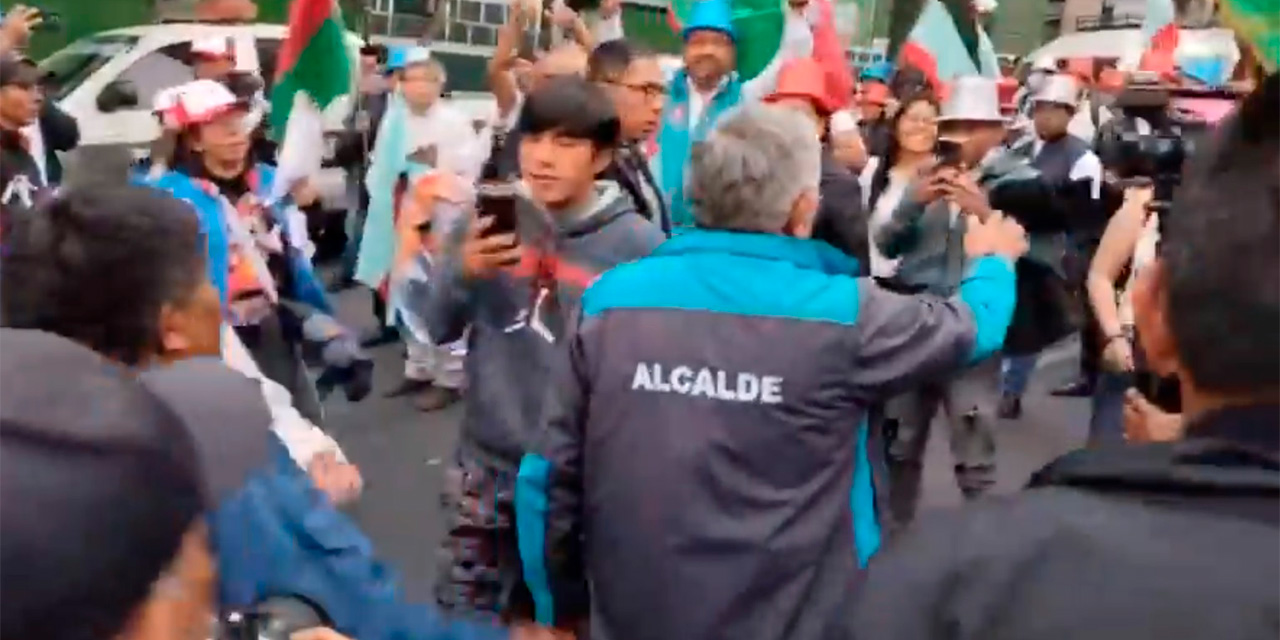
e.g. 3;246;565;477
591;146;615;176
1131;259;1179;378
782;187;820;238
158;302;194;356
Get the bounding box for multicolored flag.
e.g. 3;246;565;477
895;0;1000;92
1143;0;1181;53
269;0;354;199
1218;0;1280;72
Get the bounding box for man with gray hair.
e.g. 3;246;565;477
514;103;1031;640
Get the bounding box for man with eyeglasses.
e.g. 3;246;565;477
587;39;671;234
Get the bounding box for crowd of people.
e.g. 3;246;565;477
0;0;1277;639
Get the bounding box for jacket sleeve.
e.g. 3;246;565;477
220;326;348;467
413;213;474;344
873;186;928;259
213;436;508;640
846;255;1017;399
847;509;973;640
39;101;80;152
814;158;869;270
516;312;593;628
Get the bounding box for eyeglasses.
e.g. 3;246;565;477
899;115;938;127
603;80;666;101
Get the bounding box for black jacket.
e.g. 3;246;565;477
0;128;45;221
849;403;1280;640
600;143;670;236
36;101;79;185
812;149;868;274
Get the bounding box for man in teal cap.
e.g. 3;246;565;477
653;0;819;229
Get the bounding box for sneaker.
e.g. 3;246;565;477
1049;377;1094;397
414;387;461;412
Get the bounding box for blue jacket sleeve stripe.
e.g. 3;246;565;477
958;255;1018;364
515;453;556;625
851;419;881;567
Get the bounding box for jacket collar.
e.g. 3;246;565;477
1184;403;1280;454
654;228;860;276
1030;403;1280;497
670;68;738;104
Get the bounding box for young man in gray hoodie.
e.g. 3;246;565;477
406;76;665;622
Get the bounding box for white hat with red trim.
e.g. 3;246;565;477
192;36;236;61
153;79;247;129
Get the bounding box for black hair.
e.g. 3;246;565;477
867;90;939;210
1;185;207;365
516;75;621;149
587;39;656;83
360;43;388;62
890;64;931;100
1161;72;1279;394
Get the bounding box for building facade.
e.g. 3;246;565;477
29;0;1065;74
1051;0;1218;37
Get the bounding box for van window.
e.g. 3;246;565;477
39;34;140;101
111;42;197;111
256;37;283;93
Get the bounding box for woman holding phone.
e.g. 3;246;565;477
858;92;940;280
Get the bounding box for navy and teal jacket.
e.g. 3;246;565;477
144;164;332;315
213;433;506;640
656;70;743;229
515;229;1017;640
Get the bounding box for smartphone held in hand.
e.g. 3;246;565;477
477;181;521;237
934;138;964;169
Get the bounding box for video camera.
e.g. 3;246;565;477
1095;74;1194;215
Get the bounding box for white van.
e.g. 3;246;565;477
39;22;497;210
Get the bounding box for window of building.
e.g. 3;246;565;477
110;42;195;111
434;50;489;93
431;0;510;47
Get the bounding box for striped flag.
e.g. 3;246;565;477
897;0;999;93
269;0;354;199
1142;0;1180;53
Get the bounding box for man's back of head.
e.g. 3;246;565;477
1150;72;1279;403
1;184;221;365
687;104;822;236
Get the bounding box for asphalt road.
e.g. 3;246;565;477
321;286;1094;603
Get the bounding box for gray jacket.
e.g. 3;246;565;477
407;182;665;467
874;149;1054;295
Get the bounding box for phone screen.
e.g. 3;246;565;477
477;181;520;237
935;139;964;168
